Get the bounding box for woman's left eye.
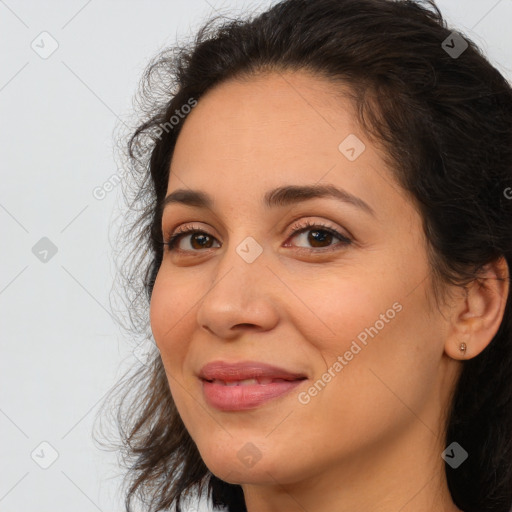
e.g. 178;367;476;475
285;221;352;251
163;220;352;253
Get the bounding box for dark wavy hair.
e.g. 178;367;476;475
94;0;512;511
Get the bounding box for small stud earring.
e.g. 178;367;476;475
459;342;467;356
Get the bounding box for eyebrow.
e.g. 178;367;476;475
162;184;376;217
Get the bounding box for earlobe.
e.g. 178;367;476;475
444;256;510;361
445;324;470;361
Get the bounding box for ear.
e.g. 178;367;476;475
444;256;510;360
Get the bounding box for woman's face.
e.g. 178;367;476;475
150;71;460;493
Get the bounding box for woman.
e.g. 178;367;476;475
98;0;512;511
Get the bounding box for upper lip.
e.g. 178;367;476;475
198;360;308;382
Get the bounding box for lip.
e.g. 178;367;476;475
198;360;308;411
198;360;307;382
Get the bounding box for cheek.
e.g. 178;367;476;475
149;271;193;353
289;273;435;412
288;273;399;356
149;274;197;412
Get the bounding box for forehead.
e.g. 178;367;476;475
166;70;408;223
170;71;362;177
174;70;360;151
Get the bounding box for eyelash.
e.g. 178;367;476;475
162;219;352;254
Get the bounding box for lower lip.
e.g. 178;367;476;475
201;379;305;411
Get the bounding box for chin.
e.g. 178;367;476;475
198;439;304;486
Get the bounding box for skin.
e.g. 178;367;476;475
149;70;509;512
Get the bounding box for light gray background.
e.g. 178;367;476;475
1;1;511;511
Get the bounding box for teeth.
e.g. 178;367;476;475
211;377;290;386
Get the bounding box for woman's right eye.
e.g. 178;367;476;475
164;226;220;252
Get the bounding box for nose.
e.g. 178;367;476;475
195;241;280;339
